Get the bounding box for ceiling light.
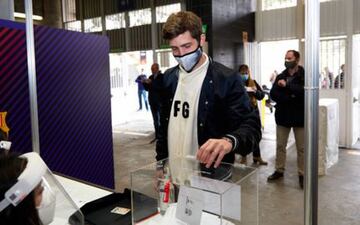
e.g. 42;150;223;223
14;12;43;21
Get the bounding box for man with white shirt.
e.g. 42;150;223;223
156;11;261;172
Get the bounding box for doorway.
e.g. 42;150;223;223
351;34;360;146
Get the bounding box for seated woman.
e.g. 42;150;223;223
0;152;44;225
0;151;82;225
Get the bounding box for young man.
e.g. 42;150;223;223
267;50;305;188
155;11;261;170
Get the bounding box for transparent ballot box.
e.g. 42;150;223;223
130;157;258;225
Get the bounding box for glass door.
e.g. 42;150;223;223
351;35;360;145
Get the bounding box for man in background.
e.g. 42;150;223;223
143;63;163;143
334;64;345;89
135;69;149;111
267;50;305;189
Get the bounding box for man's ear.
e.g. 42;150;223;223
200;34;206;46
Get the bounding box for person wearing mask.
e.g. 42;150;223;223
143;63;164;143
0;153;43;225
0;151;83;225
334;64;345;89
155;11;261;174
267;50;305;189
135;69;149;111
238;64;267;165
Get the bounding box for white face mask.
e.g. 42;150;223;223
37;185;56;225
174;46;203;73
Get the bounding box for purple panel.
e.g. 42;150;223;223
0;19;26;30
0;24;32;154
0;19;114;189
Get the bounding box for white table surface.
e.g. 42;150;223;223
50;175;113;225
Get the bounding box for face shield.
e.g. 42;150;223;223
0;152;84;225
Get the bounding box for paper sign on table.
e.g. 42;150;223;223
190;175;241;221
175;185;204;225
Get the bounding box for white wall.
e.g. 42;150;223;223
0;0;14;20
319;90;347;146
352;35;360;142
320;0;347;36
355;0;360;34
259;40;299;87
257;7;297;41
256;0;360;41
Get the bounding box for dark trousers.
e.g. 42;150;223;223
150;102;160;139
138;90;148;110
253;145;261;157
253;107;262;157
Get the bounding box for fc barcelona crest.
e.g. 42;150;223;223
0;111;10;138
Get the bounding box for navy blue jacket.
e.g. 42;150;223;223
270;66;305;127
144;72;164;106
155;60;262;164
135;74;147;91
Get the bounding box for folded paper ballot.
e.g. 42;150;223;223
0;141;11;150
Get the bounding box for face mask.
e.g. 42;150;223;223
174;46;202;73
241;74;249;81
37;185;56;225
284;60;297;69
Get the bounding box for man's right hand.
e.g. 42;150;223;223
278;79;287;87
245;86;256;93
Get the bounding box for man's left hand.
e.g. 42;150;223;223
245;86;256;93
142;79;151;84
196;138;232;168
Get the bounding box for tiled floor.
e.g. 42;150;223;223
112;108;360;225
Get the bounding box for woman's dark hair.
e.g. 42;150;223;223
162;11;202;42
238;64;249;72
0;153;42;225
